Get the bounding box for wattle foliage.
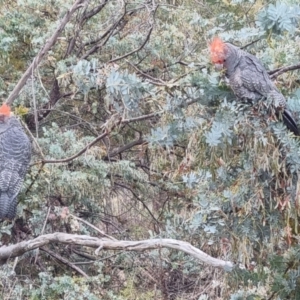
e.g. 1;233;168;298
1;0;300;299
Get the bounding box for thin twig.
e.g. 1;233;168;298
103;137;145;160
240;38;261;49
122;111;162;123
25;163;45;195
31;68;39;138
40;246;89;278
108;24;154;64
269;63;300;78
37;108;99;136
39;111;161;165
34;206;51;264
80;9;126;59
70;214;117;241
42;131;109;164
114;182;160;226
20;119;45;159
126;60;167;86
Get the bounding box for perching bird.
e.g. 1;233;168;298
0;103;31;220
209;37;299;136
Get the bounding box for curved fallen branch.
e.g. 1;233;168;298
0;233;234;270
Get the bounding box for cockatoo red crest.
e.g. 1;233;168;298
0;103;11;116
210;37;226;64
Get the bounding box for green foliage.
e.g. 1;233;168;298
257;2;300;34
1;0;300;299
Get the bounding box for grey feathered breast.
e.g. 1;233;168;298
0;117;31;219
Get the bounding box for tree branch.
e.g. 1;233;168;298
80;9;127;59
269;62;300;79
39;112;161;165
0;232;234;270
6;0;87;105
114;182;160;226
82;1;109;21
40;246;89;278
240;38;261;49
108;23;154;64
41;131;109;164
126;60;168;86
70;213;117;241
103;137;146;160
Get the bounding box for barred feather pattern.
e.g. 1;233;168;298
221;43;299;135
0;117;31;219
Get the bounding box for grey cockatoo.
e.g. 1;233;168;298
209;37;299;136
0;103;31;219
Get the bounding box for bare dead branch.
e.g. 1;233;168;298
0;232;234;270
6;0;87;105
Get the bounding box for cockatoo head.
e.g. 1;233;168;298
0;103;12;122
209;37;228;70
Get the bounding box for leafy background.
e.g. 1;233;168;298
1;0;300;299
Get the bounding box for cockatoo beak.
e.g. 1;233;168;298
214;63;224;71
